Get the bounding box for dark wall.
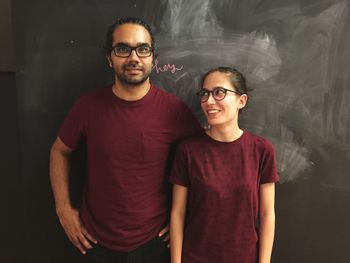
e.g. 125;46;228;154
0;73;21;263
11;0;350;262
0;0;21;262
0;0;15;71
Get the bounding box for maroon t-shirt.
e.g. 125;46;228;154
59;85;202;252
169;131;279;263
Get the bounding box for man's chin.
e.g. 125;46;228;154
120;75;150;86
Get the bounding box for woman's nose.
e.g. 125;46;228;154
206;92;216;104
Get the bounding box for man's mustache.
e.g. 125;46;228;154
123;64;143;71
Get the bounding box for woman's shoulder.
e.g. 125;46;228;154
176;131;208;149
244;131;275;151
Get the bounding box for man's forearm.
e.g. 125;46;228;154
49;142;72;214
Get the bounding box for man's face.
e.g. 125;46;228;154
107;23;153;86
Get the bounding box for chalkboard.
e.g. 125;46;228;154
12;0;350;262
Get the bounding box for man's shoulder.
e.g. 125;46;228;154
78;85;111;99
152;85;183;103
151;85;193;119
74;85;112;105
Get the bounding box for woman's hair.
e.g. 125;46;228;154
201;66;252;95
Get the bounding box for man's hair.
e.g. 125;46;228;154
104;17;156;57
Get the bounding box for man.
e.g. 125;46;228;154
50;17;201;263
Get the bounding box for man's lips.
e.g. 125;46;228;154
125;68;142;75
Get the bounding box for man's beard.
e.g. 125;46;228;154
116;63;152;85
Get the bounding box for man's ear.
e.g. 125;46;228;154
106;55;112;68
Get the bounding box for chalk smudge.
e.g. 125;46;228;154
151;0;350;184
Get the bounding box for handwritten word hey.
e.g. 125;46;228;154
152;59;184;74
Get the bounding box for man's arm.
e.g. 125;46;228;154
49;137;97;254
170;184;188;263
258;182;276;263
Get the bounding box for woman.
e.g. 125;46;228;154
169;67;279;263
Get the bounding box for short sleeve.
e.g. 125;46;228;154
58;96;88;150
260;140;279;184
169;143;190;187
175;101;203;140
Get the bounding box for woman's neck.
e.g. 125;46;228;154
206;124;243;142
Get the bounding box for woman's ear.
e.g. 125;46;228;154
238;94;248;109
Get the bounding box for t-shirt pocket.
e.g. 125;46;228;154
142;131;173;162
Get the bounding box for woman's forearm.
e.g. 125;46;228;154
170;211;185;263
170;184;188;263
259;182;276;263
258;210;275;263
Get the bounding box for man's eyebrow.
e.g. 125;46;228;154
113;42;151;47
136;42;151;47
113;42;130;47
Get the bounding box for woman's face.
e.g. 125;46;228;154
201;71;247;128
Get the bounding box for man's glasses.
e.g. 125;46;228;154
112;44;153;58
196;87;241;103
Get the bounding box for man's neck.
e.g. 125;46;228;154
112;80;151;101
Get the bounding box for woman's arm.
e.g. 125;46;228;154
259;182;276;263
170;184;188;263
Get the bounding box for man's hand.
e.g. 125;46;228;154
159;224;170;248
57;207;97;254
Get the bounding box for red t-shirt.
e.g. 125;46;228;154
169;131;279;263
59;85;202;252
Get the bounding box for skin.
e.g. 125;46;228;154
50;138;96;255
50;23;168;255
170;185;188;263
200;71;247;142
106;23;153;101
170;71;276;263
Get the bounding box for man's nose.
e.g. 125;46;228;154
127;50;140;61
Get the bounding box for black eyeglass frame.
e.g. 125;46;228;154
112;44;153;58
196;87;241;102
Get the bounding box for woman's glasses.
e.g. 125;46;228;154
196;87;241;103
